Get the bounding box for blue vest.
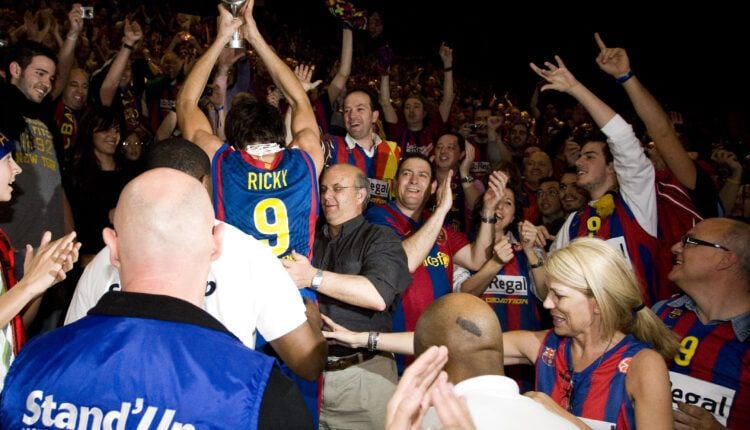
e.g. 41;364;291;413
1;312;273;429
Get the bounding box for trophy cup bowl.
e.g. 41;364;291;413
221;0;247;48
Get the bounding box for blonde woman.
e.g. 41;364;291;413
504;237;678;429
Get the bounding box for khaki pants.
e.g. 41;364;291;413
319;354;398;430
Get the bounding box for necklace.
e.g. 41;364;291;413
562;335;615;412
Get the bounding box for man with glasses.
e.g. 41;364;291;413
653;218;750;429
283;163;410;429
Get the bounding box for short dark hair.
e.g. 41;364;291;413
5;40;57;77
438;131;465;152
225;97;285;150
538;176;559;187
344;87;381;115
397;152;435;182
146;137;210;180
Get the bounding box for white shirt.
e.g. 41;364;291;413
64;222;306;348
422;375;578;430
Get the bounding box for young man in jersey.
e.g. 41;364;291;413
530;56;659;305
365;153;503;371
654;218;750;429
323;88;400;205
177;3;325;423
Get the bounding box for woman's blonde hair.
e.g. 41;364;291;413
546;237;679;359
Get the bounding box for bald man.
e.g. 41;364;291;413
0;169;312;429
284;163;410;429
415;293;577;429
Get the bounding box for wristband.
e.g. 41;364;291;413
615;70;634;84
529;259;544;269
214;105;225;112
443;66;453;72
461;175;474;184
480;215;497;224
367;331;380;352
123;42;135;50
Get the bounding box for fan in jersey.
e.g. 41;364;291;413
503;237;678;429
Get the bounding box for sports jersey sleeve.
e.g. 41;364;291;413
603;114;657;237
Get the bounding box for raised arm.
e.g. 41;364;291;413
378;72;398;124
51;4;84;99
100;19;142;106
594;32;697;189
401;173;453;272
460;232;513;296
453;170;506;271
530;55;615;128
327;28;352;103
438;42;454;123
176;6;240;159
240;0;323;176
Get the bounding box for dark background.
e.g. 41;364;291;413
187;1;748;141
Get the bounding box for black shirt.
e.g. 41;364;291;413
313;215;410;338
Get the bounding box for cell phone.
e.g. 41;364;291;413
81;6;94;19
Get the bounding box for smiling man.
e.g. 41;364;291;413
0;41;72;282
324;88;401;205
283;163;410;429
653;218;750;429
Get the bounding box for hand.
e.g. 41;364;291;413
459;142;475;178
67;4;84;38
711;149;743;174
674;402;726;430
482;170;508;214
486;115;503;133
439;42;453;68
492;234;514;264
303;297;323;331
294;64;323;93
529;55;581;94
216;4;243;43
385;345;449;430
22;231;80;293
430;372;476;430
123;18;143;46
418;142;434;157
594;32;631;78
320;314;367;349
280;251;316;289
239;0;261;44
217;47;245;71
518;220;554;250
434;170;454;215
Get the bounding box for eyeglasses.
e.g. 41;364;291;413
320;185;363;194
681;235;730;251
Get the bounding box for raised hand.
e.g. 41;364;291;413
216;4;243;43
439;42;453;68
23;231;80;291
294;64;323;93
493;234;515;264
529;55;580;94
385;345;449;430
434;170;454;215
459;142;476;178
123;18;143;46
518;220;554;250
483;170;508;212
594;32;631;78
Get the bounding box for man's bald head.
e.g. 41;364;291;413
414;293;504;382
104;168;221;305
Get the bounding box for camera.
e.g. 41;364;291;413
81;6;94;19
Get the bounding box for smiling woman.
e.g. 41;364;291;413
62;106;138;265
502;237;680;429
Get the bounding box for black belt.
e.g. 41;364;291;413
325;351;377;372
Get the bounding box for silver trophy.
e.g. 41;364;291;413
221;0;246;48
